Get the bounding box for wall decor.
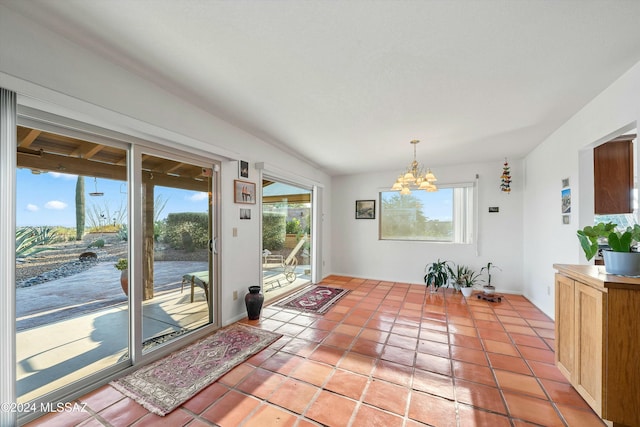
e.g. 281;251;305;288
562;188;571;214
240;208;251;220
239;160;249;178
355;200;375;219
562;215;570;225
562;177;570;188
500;158;511;193
234;180;256;204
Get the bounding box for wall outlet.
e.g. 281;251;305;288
233;290;238;300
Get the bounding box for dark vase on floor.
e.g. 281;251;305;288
245;286;264;320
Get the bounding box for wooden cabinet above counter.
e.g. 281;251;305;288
553;264;640;427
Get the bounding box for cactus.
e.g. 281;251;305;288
75;176;85;240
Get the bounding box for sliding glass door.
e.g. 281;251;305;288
262;178;313;302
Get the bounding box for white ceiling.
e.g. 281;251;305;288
6;0;640;176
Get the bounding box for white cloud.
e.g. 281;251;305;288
45;200;68;210
49;172;77;180
188;192;208;202
26;204;39;212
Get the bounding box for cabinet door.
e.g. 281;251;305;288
554;274;574;380
594;138;633;214
573;282;604;416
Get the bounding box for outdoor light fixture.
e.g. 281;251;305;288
391;140;438;194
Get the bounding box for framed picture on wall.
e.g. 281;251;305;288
239;160;249;178
355;200;375;219
234;180;256;204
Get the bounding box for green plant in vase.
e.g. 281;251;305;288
424;259;451;293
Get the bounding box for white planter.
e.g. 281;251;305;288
461;287;473;297
603;250;640;276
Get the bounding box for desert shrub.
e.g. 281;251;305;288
164;213;209;250
263;212;285;251
87;239;105;248
15;226;58;258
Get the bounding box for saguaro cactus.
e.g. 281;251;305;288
75;176;85;240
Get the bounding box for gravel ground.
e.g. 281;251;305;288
16;238;207;287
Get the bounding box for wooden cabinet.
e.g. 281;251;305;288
594;138;633;214
554;265;640;427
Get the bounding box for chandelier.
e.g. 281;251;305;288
391;140;438;194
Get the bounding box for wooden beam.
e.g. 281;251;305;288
18;129;41;148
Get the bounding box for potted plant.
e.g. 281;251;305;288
448;264;469;292
577;222;640;275
424;259;451;293
114;258;128;296
480;262;500;295
460;268;481;297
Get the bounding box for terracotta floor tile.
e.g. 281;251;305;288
478;328;512;343
412;368;454;400
218;363;255;386
182;382;228;414
97;397;148;426
488;352;532;375
290;359;334;386
351;404;404;427
337;352;376;376
334;323;362;336
518;345;555;364
351;336;384;357
420;319;448;332
483;339;519;357
359;327;389;343
447;323;478;337
344;314;370;326
527;360;569;383
408;390;457;427
556;403;608;427
475;319;506;331
510;333;548;349
502;391;564;427
417;339;450;357
455;378;506;414
201;390;261;427
450;345;489;366
305;390;357;427
541;378;591;410
280;337;317;357
309;344;345;365
381;344;416;366
457;404;511;427
448;332;483;349
267;378;319;414
324;369;368;400
79;385;125;412
415;351;452;376
311;318;340;331
26;407;91;427
132;409;193;427
323;331;355;349
276;322;307;337
419;328;449;344
242;403;297;427
498;315;529;326
503;323;537;336
363;379;409;415
236;367;286;399
372;359;414;386
494;370;546;398
452;360;497;387
260;352;304;375
390;324;420;337
296;327;330;343
386;333;418;350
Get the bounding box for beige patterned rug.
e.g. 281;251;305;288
111;323;281;415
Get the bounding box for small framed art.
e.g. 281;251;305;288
239;160;249;178
355;200;375;219
234;180;256;204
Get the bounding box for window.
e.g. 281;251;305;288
380;183;474;243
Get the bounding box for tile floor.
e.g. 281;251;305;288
27;276;606;427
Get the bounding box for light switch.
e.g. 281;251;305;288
232;227;238;237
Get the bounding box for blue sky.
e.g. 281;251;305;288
16;169;208;227
381;188;453;221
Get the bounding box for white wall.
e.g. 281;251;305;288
331;159;524;293
0;4;332;325
523;61;640;318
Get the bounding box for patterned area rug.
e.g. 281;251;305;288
111;324;281;416
275;285;350;314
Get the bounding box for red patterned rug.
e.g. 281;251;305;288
111;324;281;416
275;285;350;314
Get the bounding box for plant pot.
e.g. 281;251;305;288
461;287;473;297
483;285;495;295
602;250;640;276
120;269;129;296
245;286;264;320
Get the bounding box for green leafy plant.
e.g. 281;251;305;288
114;258;128;271
480;262;501;287
15;226;58;258
424;259;451;289
577;222;640;260
448;264;481;288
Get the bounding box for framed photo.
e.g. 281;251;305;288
355;200;375;219
561;188;571;213
239;160;249;178
562;177;570;188
234;180;256;204
240;208;251;220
